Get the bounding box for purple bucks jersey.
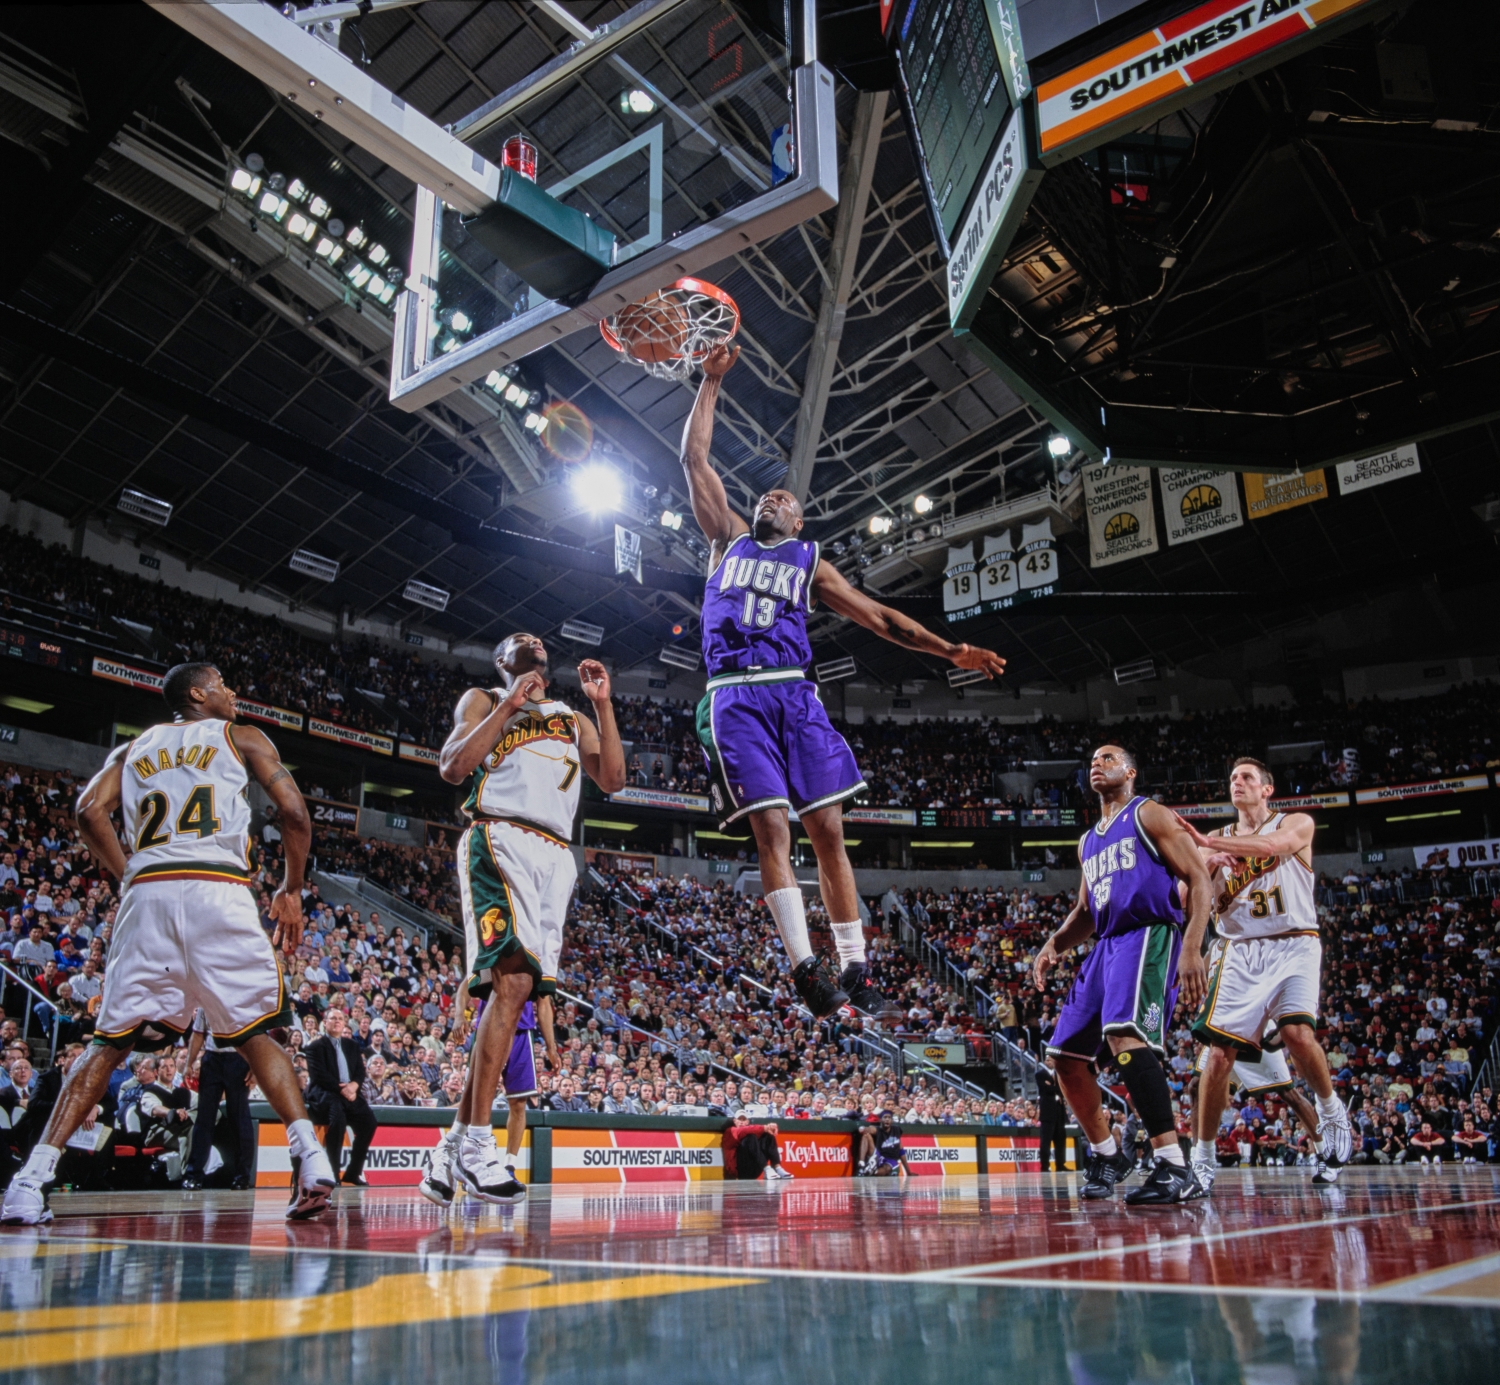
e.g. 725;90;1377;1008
1079;796;1183;939
701;534;819;677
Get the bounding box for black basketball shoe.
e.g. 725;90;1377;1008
1124;1156;1201;1206
792;955;849;1018
1080;1148;1137;1200
837;962;905;1022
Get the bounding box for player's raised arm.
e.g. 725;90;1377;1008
811;560;1007;678
679;343;749;557
439;678;542;785
231;723;311;954
75;745;130;882
1137;799;1212;1009
575;659;626;794
1178;812;1314;861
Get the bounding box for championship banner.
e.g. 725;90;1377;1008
986;1133;1066;1172
305;796;359;830
1354;774;1488;806
1335;442;1421;495
308;717;395;756
1083;464;1159;567
1415;838;1500;870
90;655;164;692
236;698;305;733
941;542;981;623
1035;0;1384;163
903;1135;979;1177
550;1128;723;1183
256;1122;530;1187
845;806;917;826
397;741;440;765
1160;467;1244;546
608;786;711;813
775;1132;853;1178
1243;469;1328;519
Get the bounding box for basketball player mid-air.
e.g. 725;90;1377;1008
682;343;1007;1019
1034;745;1212;1205
1180;757;1353;1187
424;635;623;1203
2;663;337;1226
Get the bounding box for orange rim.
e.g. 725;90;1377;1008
599;278;740;357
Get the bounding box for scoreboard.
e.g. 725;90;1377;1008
893;0;1010;257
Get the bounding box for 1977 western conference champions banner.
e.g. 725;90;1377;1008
1083;463;1159;567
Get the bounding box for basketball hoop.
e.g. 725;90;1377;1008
601;278;740;383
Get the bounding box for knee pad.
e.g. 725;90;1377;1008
1115;1046;1175;1140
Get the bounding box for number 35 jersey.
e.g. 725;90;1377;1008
121;719;253;889
461;696;582;843
1213;812;1318;939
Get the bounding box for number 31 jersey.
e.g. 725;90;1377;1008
1213;811;1318;939
121;719;253;888
461;696;582;843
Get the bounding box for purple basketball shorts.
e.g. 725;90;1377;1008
1046;922;1182;1061
696;673;865;828
502;1029;538;1099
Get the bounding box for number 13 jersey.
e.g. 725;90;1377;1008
121;719;253;889
1213;812;1317;939
461;695;581;843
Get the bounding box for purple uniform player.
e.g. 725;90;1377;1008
501;999;540;1101
1034;744;1211;1206
680;344;1008;1022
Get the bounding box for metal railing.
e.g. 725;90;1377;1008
309;868;445;947
0;961;61;1067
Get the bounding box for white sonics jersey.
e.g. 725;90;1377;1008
120;718;253;889
462;696;582;842
1213;811;1317;939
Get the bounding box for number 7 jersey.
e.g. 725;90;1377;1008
461;695;582;842
121;718;254;888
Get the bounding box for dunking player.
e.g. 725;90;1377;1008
424;636;623;1202
1034;746;1212;1204
2;664;336;1225
1180;757;1353;1186
682;343;1006;1017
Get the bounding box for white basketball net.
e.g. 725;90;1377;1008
603;283;738;383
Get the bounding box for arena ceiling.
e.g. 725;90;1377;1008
0;1;1497;697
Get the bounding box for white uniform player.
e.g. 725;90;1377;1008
95;718;289;1049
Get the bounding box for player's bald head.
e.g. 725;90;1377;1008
752;488;804;541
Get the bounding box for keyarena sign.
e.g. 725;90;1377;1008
776;1132;854;1177
1036;0;1385;164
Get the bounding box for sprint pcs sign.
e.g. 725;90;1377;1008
255;1122;530;1187
903;1135;979;1178
552;1129;723;1183
1036;0;1383;162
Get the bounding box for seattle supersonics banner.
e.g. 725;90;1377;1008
942;521;1058;624
1159;467;1244;546
1083;463;1158;567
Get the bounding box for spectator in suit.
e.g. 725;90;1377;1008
181;1008;254;1191
304;1007;378;1187
1035;1055;1068;1172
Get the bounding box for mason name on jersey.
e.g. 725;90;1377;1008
1082;835;1137;906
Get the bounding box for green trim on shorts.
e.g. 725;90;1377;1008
1275;1012;1317;1030
1190;948;1262;1059
1118;922;1176;1052
463;824;539;1000
91;1019;189;1054
696;689;743;829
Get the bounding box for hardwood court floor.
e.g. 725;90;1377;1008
3;1166;1499;1382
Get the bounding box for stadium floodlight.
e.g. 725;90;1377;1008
659;645;701;671
523;411;546;434
570;462;622;514
1112;658;1157;685
1047;434;1073;458
345;261;372;289
815;656;857;683
913;494;934;514
346;224;368;248
117;488;172;526
403;578;450;611
868;515;893;535
376;282;396;305
308;194;331;218
660;509;683;530
620;88;656;114
286;177;309;202
947;666;988;688
289;548;340;582
559;618;605;646
230;167;260;195
367;243;389;266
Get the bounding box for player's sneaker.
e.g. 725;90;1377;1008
762;1165;793;1180
1190;1159;1216;1197
791;956;848;1019
1311;1157;1343;1186
286;1146;337;1221
420;1136;458;1207
0;1173;54;1227
456;1138;527;1204
1080;1149;1136;1200
1317;1100;1353;1171
1124;1157;1200;1206
837;963;904;1022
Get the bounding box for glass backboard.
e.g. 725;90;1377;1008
389;0;837;412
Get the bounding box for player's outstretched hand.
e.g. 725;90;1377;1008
951;644;1006;679
578;659;612;704
498;670;546;717
1174;815;1214;850
701;342;739;378
1176;949;1208;1014
269;884;304;956
1033;939;1059;992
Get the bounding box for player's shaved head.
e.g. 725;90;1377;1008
752;488;804;541
163;662;220;714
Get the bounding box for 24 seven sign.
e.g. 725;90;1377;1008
1035;0;1383;163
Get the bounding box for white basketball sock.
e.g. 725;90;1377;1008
445;1121;467;1146
286;1119;319;1160
830;921;866;969
463;1123;497;1150
1089;1136;1118;1157
1316;1094;1344;1121
765;887;813;967
19;1144;61;1182
1192;1139;1217;1165
1155;1143;1185;1166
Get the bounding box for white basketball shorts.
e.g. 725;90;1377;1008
1194;933;1321;1058
1194;1037;1294;1094
93;879;290;1051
